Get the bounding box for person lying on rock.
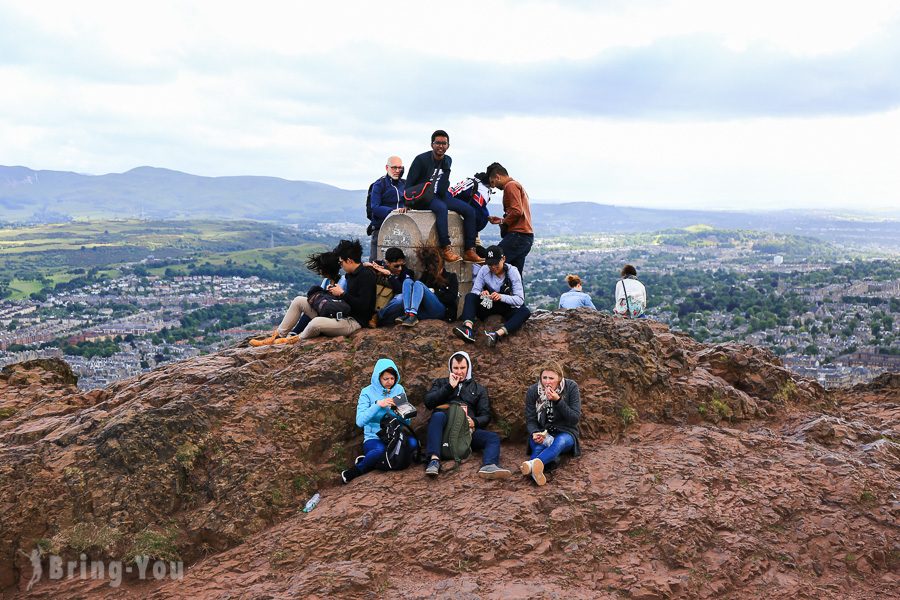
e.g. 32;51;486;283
453;245;531;347
250;239;376;346
342;358;417;483
521;361;582;486
393;246;459;327
422;350;512;479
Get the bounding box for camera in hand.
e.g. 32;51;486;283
391;392;417;419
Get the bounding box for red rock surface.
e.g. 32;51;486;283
1;311;896;598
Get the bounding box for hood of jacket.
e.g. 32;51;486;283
370;357;401;394
447;351;473;381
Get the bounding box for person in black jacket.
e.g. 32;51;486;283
406;130;483;265
521;360;581;486
422;351;512;479
394;246;459;326
250;239;376;344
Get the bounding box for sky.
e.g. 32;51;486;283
1;0;899;212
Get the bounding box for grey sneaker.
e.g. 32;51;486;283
485;331;500;347
478;464;512;480
401;314;419;327
425;459;440;477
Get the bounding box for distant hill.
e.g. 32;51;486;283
0;166;361;224
2;165;897;248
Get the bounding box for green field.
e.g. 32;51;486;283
0;219;326;299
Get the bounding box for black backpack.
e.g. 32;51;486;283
306;285;352;319
365;181;377;235
375;413;421;471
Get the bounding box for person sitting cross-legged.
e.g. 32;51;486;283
421;351;512;479
453;245;530;347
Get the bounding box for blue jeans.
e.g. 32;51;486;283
402;279;446;319
528;432;575;465
460;293;531;334
358;436;418;473
430;193;477;248
425;410;500;465
378;295;405;323
498;232;533;277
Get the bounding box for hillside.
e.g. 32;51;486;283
3;166;898;248
0;166;360;224
0;311;897;598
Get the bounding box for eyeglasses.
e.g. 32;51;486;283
431;141;448;147
388;165;404;170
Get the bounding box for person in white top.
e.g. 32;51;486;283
613;264;647;318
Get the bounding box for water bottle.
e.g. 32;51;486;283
302;492;321;513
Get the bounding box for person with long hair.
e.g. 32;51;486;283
394;246;459;326
558;274;596;310
250;239;375;345
613;264;647;318
521;361;581;486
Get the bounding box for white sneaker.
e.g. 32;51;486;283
520;460;534;476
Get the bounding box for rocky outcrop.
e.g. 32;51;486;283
1;310;896;598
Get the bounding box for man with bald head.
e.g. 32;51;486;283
367;156;407;262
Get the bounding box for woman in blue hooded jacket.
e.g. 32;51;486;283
341;358;414;483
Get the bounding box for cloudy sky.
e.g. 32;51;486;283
2;0;899;212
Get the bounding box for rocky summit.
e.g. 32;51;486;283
0;310;897;599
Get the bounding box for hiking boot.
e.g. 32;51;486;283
531;458;546;486
368;313;379;328
425;459;441;477
463;248;485;264
478;464;512;480
341;467;360;484
441;246;462;263
485;331;500;347
401;314;419;327
453;325;476;343
520;459;534;476
249;329;281;347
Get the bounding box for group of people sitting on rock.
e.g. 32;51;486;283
342;353;582;487
250;237;538;347
249;238;647;347
368;129;534;277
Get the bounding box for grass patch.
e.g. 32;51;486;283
859;490;877;504
52;523;122;554
617;404;638;427
125;526;180;563
0;407;17;421
175;441;202;469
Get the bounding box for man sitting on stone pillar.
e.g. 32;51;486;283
453;245;531;348
406;129;484;265
367;155;406;262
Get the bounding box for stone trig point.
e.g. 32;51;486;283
376;210;476;309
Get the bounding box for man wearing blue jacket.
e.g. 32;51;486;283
453;245;531;347
368;156;406;262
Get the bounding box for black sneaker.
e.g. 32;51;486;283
401;314;419;327
453;325;476;343
485;331;500;347
341;468;360;484
394;314;408;325
354;455;365;467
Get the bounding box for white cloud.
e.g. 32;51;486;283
1;0;899;212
